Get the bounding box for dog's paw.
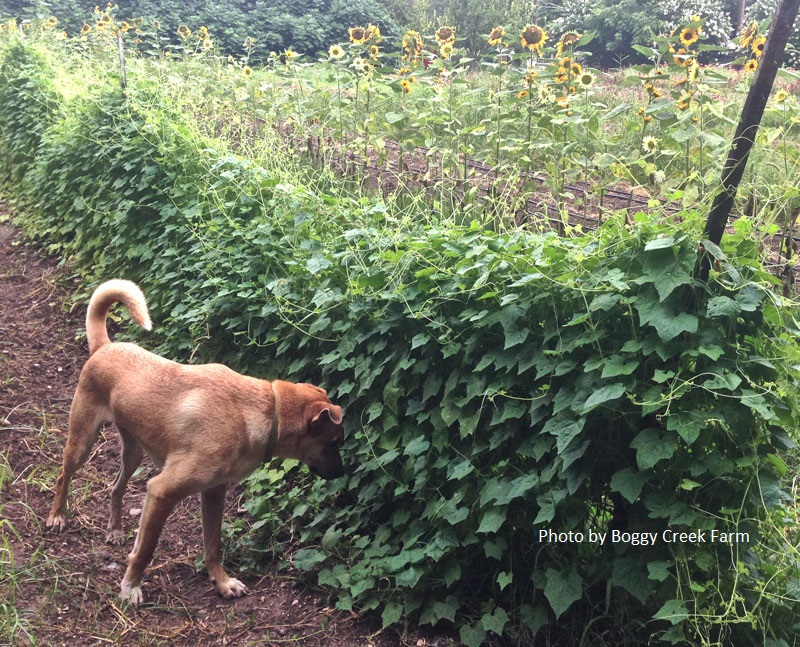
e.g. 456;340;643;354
105;529;126;545
46;514;67;533
217;578;249;599
120;579;145;606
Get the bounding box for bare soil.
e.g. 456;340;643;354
0;213;435;646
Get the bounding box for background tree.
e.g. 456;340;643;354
0;0;795;64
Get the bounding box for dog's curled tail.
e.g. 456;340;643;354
86;279;152;356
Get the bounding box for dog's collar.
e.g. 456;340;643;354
264;381;280;463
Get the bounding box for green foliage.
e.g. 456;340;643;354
0;41;59;183
2;36;800;646
0;0;401;60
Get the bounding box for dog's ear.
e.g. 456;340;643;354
310;405;343;428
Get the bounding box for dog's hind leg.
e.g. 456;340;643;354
106;428;144;545
46;389;108;532
201;483;249;599
119;471;182;605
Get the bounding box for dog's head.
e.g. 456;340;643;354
304;402;345;480
289;383;345;480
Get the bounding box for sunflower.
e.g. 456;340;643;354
520;24;547;53
177;24;191;40
672;48;690;66
349;26;367;44
436;26;455;45
243;65;253;78
679;26;700;47
399;79;412;94
197;25;209;40
365;24;381;43
369;44;380;60
642;136;659;154
488;26;504;47
517;89;529;99
202;38;213;50
328;44;345;60
401;30;424;64
80;23;91;35
556;31;581;55
752;37;766;58
677;93;692;110
440;43;454;59
577;71;594;88
539;86;555;103
744;58;758;73
738;21;758;49
525;67;538;83
687;59;700;83
775;89;789;103
570;61;582;76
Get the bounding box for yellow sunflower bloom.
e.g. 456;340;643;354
738;21;758;49
400;78;412;94
328;44;345;60
177;24;191;40
520;24;547;53
488;26;504;47
744;58;758;73
642;136;659;154
243;65;253;78
672;48;690;66
775;89;789;103
365;24;381;43
401;30;424;65
687;59;700;83
677;93;692;110
556;31;581;55
578;71;594;88
752;37;766;58
349;26;367;44
517;89;529;99
679;26;700;47
436;26;455;45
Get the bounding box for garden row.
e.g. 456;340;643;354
1;24;800;646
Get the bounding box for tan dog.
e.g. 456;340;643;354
46;279;344;605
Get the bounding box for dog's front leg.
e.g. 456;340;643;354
120;473;180;605
201;483;248;599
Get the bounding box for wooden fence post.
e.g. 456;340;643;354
696;0;800;281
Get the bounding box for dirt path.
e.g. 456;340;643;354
0;214;420;646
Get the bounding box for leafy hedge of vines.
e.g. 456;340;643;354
2;40;800;645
